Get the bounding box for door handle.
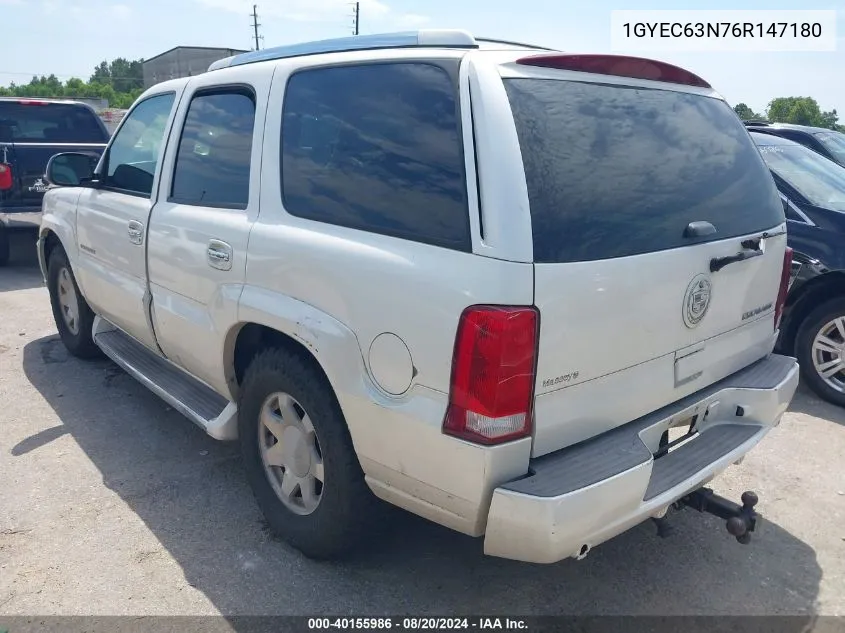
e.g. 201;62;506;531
207;239;233;271
128;220;144;245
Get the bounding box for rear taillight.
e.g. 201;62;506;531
515;54;712;88
443;305;539;445
775;247;794;331
0;163;12;191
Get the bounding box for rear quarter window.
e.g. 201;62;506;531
0;102;108;143
280;61;471;252
504;79;785;263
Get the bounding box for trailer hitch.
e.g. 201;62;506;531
680;488;760;544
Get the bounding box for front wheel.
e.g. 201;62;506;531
238;348;379;559
47;247;100;359
795;297;845;407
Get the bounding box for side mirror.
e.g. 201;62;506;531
45;152;98;187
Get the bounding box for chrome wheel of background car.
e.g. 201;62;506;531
811;317;845;393
258;391;324;515
57;266;81;336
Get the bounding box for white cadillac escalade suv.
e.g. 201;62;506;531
37;30;799;564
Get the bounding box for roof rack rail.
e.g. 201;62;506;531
475;37;556;51
743;119;772;126
208;30;478;72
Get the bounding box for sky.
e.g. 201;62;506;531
0;0;843;116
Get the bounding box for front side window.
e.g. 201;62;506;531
171;89;256;209
106;93;175;196
281;62;470;251
106;92;176;196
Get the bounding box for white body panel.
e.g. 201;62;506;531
245;54;533;528
531;232;787;456
70;83;185;353
75;189;159;350
38;187;83;280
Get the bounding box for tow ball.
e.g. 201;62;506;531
653;488;761;544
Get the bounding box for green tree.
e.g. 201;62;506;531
89;58;144;92
820;109;839;130
0;57;145;109
64;77;86;94
734;103;763;120
766;96;840;129
89;60;111;85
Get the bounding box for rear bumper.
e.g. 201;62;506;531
483;353;799;564
0;208;42;228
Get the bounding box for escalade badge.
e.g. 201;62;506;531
683;274;712;329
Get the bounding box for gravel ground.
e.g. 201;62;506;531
1;229;844;621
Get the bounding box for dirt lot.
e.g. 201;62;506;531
1;229;844;618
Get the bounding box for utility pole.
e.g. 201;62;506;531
353;1;360;35
250;4;263;51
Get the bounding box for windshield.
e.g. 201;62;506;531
0;101;108;143
814;130;845;166
757;141;845;211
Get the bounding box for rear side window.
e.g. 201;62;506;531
0;102;108;143
281;62;470;251
504;80;785;263
171;89;256;209
814;130;845;166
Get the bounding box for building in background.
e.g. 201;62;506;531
142;46;248;88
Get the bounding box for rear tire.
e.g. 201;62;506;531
47;247;100;359
795;296;845;407
0;225;9;267
238;347;378;559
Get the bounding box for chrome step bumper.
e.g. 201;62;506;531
483;353;799;564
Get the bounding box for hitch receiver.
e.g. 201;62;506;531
680;488;760;544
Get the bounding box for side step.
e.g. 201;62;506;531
92;318;238;440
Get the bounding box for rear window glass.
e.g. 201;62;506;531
503;79;785;263
0;102;108;143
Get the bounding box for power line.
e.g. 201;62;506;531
250;4;264;51
0;71;143;80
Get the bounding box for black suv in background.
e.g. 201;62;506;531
751;130;845;406
0;98;109;265
745;120;845;168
